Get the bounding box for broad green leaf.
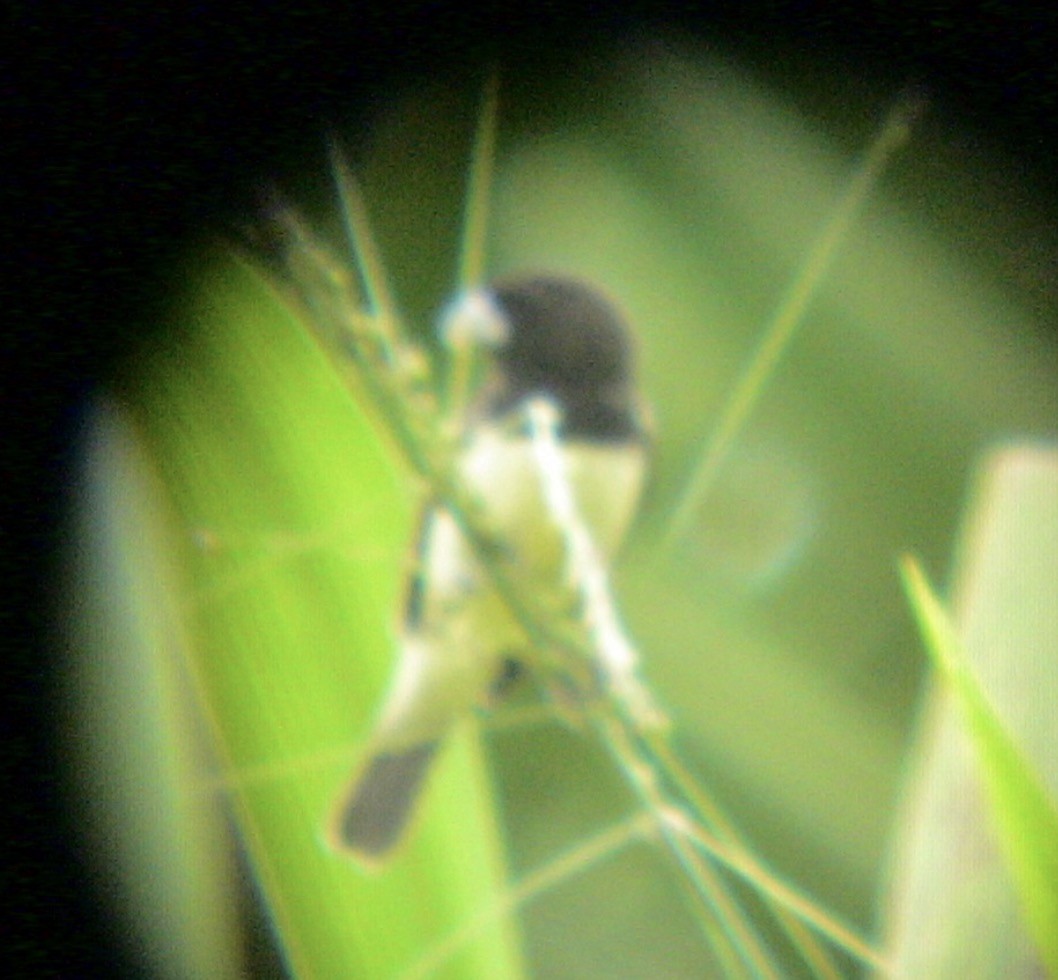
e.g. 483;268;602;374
115;251;524;979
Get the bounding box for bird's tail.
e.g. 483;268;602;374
329;742;439;865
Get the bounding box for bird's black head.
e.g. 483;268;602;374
478;275;643;442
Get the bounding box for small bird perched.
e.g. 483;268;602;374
330;274;649;864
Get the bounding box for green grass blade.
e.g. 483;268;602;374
660;91;925;552
67;399;245;979
898;477;1058;979
458;70;500;294
129;250;525;979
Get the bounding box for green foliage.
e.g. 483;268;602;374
901;555;1058;974
128;254;524;978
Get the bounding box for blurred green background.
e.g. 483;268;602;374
76;38;1058;978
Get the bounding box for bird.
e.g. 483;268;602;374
329;274;649;865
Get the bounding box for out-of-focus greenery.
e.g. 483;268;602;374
76;254;524;977
75;40;1058;978
888;451;1058;977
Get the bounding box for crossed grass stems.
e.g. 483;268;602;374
244;77;923;978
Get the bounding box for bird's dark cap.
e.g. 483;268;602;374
475;274;643;442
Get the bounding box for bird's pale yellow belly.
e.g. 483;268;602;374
374;428;645;748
